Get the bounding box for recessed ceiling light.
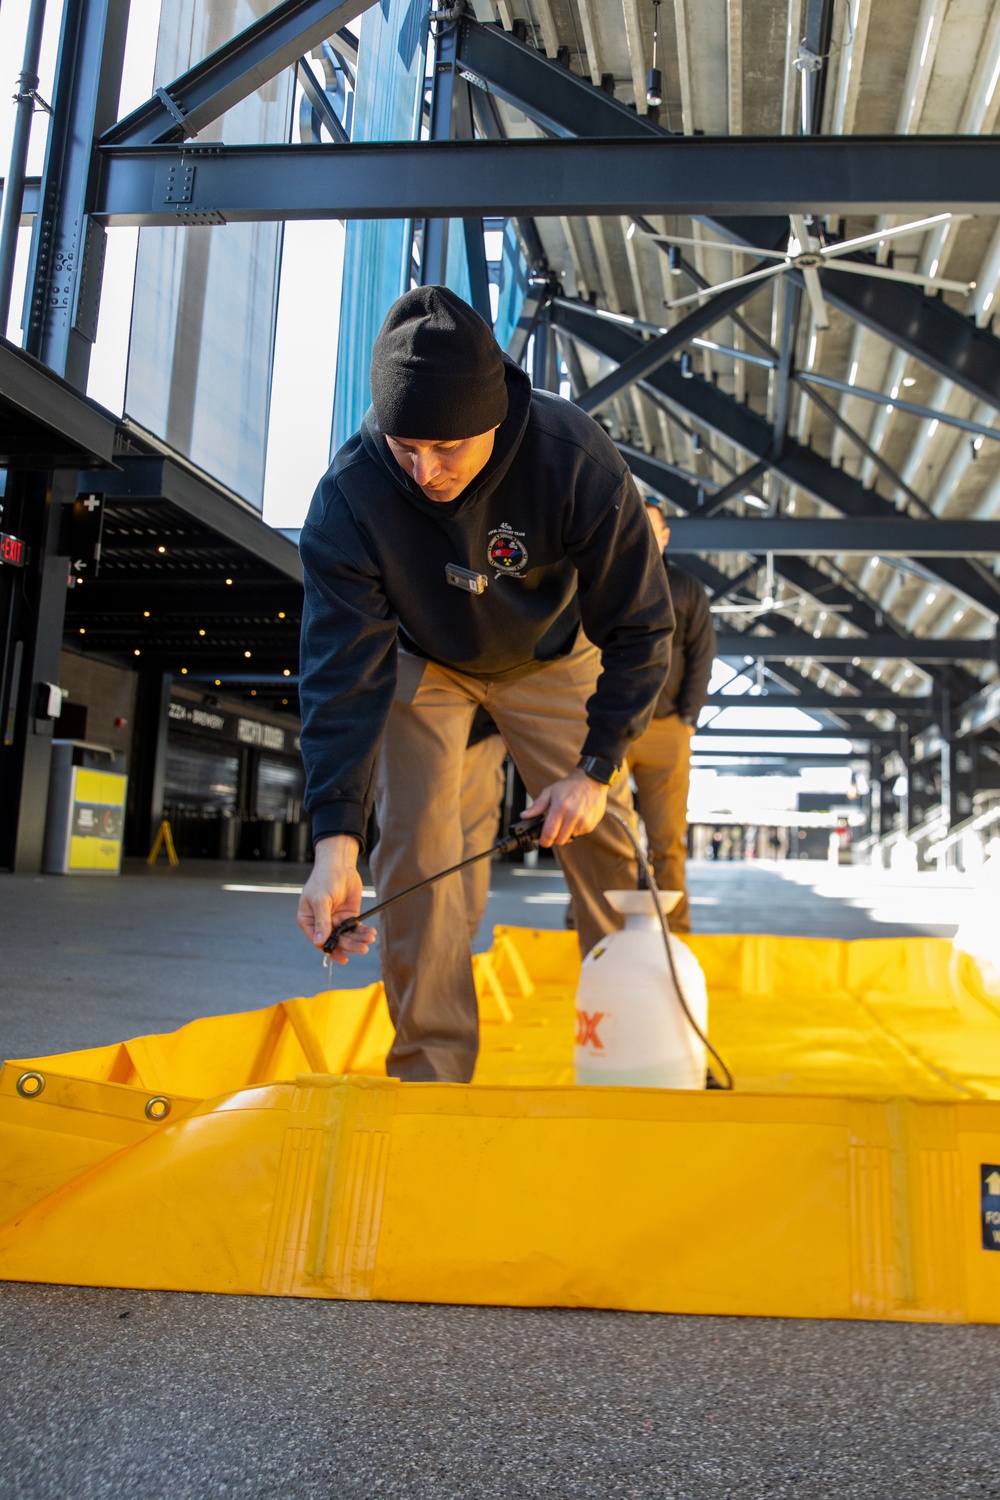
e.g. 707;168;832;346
225;577;233;585
215;679;221;686
278;612;286;619
198;629;206;636
157;545;166;554
181;668;188;674
79;627;85;634
282;698;288;705
251;689;257;696
134;649;140;656
283;669;290;676
244;650;251;658
143;610;150;617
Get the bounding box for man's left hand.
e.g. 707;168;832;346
523;768;609;847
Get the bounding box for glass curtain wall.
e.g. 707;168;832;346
330;0;428;455
493;220;529;355
124;0;294;507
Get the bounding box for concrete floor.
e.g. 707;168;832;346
1;856;993;1499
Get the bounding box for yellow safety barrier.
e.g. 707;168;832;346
3;927;1000;1322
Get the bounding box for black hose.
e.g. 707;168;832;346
322;815;545;955
604;807;734;1091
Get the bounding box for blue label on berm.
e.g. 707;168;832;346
981;1164;1000;1250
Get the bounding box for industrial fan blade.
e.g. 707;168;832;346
664;259;786;310
819;259;974;295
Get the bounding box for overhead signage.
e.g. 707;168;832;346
169;699;288;755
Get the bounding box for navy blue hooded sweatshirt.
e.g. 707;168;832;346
298;358;673;848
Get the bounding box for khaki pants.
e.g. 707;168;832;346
371;635;639;1082
627;712;694;933
460;732;507;942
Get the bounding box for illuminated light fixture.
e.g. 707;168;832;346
134;649;140;656
872;556;880;567
251;690;257;696
927;419;939;437
283;669;291;677
225;577;233;585
157;545;166;554
984;291;995;313
646;0;662;106
902;376;916;386
974;435;984;451
928;258;939;278
282;698;288;706
680;350;694;378
215;679;221;686
278;611;286;619
198;629;206;636
244;650;252;658
626;221;637;240
78;627;85;634
181;668;188;675
668;245;682;276
742;494;768;511
143;610;150;618
848;361;859;386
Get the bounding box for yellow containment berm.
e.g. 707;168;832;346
4;926;1000;1323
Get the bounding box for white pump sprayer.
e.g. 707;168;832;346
574;890;711;1089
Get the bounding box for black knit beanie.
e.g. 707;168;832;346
369;286;508;440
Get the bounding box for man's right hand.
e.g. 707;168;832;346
297;834;377;965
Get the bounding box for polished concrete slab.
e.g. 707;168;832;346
0;855;988;1499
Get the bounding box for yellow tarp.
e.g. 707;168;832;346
3;927;1000;1322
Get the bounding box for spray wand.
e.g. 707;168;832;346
322;815;546;955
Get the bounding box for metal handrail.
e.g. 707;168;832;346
925;796;1000;859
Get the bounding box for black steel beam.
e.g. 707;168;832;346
714;635;997;662
77;456;303;581
694;725;888;740
93;137;1000;224
816;266;1000;415
664;518;1000;556
456;19;664;141
705;692;933;711
575;283;763;415
102;0;374;146
0;335;117;466
554;299;1000;618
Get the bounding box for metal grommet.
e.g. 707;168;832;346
16;1071;45;1099
144;1095;171;1122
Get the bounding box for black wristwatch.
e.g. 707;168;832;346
577;754;621;786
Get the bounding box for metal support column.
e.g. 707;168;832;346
1;0;130;871
0;0;48;335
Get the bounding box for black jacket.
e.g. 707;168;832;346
652;560;716;722
298;359;674;846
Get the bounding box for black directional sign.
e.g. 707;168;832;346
60;494;104;578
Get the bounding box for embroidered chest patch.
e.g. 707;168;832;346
487;524;529;577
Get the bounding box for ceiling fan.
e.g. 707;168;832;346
708;556;852;620
650;213;974;331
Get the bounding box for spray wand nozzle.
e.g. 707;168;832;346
322;814;545;955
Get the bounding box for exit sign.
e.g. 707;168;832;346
0;530;26;568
